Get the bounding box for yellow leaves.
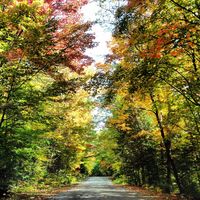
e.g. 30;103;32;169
119;123;132;131
62;89;92;128
68;108;92;127
130;129;150;139
119;114;129;121
37;154;49;162
83;65;96;77
73;88;90;104
128;0;157;16
110;114;128;124
109;114;132;132
132;91;152;110
77;145;86;152
96;62;111;72
172;131;190;148
151;129;162;141
0;41;9;53
115;81;130;99
112;161;122;172
44;129;64;141
27;121;46;131
108;37;129;58
177;118;186;130
30;74;53;90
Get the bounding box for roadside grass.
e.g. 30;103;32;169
2;185;73;200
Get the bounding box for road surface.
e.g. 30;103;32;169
50;176;155;200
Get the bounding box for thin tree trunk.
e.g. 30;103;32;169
150;92;184;194
170;156;184;194
0;76;15;130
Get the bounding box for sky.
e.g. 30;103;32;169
81;1;113;131
81;1;112;63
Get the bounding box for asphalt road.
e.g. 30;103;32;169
50;176;154;200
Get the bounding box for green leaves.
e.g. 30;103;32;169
0;0;96;193
99;0;200;196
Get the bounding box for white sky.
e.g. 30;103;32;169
81;2;113;131
81;1;112;63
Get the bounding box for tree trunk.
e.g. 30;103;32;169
150;92;183;194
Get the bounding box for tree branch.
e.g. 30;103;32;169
170;0;200;19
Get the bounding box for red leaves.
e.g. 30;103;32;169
27;0;33;4
140;22;190;60
48;20;95;72
3;0;95;73
39;0;95;72
45;0;53;3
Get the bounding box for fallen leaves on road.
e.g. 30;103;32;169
115;184;188;200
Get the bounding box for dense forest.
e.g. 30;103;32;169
0;0;199;199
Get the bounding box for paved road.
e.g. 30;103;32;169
50;176;154;200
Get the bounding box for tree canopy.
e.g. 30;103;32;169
0;0;199;199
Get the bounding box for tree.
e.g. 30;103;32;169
0;0;95;193
100;0;200;197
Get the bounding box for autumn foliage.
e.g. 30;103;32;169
1;0;95;72
98;0;200;198
0;0;95;194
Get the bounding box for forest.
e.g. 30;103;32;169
0;0;199;199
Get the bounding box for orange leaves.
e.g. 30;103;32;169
127;0;146;8
139;21;193;60
127;0;159;16
140;37;164;59
157;23;179;37
140;49;162;59
108;38;129;59
96;63;110;72
131;129;150;139
5;48;24;61
109;118;132;132
156;38;165;46
157;29;168;36
170;48;184;57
